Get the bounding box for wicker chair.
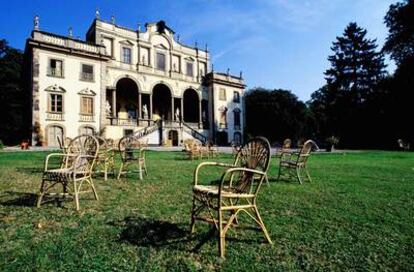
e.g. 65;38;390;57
36;135;99;211
117;136;147;180
94;137;115;180
277;139;316;184
190;136;272;258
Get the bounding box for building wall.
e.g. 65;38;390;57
27;18;245;146
36;50;103;142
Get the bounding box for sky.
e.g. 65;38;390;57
0;0;397;101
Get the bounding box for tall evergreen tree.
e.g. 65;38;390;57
309;23;386;148
325;22;386;104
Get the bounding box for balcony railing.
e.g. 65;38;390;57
47;67;63;77
80;72;94;82
219;123;228;129
46;112;64;121
79;114;94;122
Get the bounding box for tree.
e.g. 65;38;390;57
309;23;386;148
381;1;414;149
0;39;27;145
245;88;312;145
325;22;386;104
383;0;414;64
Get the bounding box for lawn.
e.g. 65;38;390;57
0;150;413;271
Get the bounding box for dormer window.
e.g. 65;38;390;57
122;47;131;64
156;52;166;71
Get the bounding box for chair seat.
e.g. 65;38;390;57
280;160;298;167
193;185;255;198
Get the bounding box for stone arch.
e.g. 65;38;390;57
183;88;200;123
152;83;173;120
115;78;139;120
112;74;142;92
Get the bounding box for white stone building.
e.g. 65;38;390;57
25;16;245;147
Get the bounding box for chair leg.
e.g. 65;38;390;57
253;206;273;244
117;162;124;180
218;209;226;258
73;181;80;211
276;164;282;181
265;174;270;187
190;196;197;233
89;177;99;200
104;162;108;181
305;167;312;182
138;163;143;180
296;167;303;184
36;179;46;208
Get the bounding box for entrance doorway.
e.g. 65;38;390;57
168;130;179;146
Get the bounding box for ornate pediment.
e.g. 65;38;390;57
45;84;66;93
154;43;168;50
119;40;134;46
78;88;96;96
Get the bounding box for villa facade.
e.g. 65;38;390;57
25;16;245;147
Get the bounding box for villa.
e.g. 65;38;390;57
25;14;245;147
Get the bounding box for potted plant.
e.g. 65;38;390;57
33;121;46;146
326;136;339;152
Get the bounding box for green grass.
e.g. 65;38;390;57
0;150;413;271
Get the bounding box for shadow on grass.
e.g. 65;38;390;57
15;167;44;174
110;216;190;248
110;215;266;256
0;191;38;207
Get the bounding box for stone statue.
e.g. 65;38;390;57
202;110;207;122
142;104;148;119
175;107;180;121
34;15;39;30
105;101;111;116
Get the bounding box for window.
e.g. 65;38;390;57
234;109;241;130
122;47;132;64
80;97;93;115
186;61;194;77
219;88;227;101
233;91;240;103
219;106;228;128
79;126;95;135
156;52;166;71
80;64;94;81
48;59;63;77
49;93;63;113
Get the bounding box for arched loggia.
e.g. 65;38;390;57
152;83;172;120
183;88;199;123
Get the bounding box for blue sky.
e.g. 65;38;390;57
0;0;396;101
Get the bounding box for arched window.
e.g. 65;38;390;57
219;106;228;129
234;132;242;145
79;126;95;135
47;125;64;147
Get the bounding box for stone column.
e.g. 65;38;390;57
138;92;142;125
149;94;153;121
111;88;116;118
171;96;174;121
180;98;184;123
198;98;202;128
